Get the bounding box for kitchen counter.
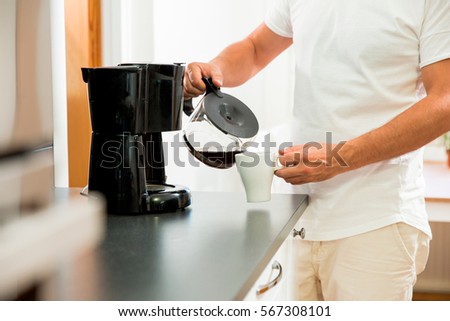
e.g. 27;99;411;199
43;189;308;301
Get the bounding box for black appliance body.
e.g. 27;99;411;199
82;63;191;214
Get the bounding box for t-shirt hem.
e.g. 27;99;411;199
299;216;432;241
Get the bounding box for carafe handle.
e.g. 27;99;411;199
183;99;195;116
182;78;223;116
203;77;223;98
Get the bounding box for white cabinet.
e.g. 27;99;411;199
244;207;310;301
244;239;289;301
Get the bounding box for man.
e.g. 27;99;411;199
183;0;450;300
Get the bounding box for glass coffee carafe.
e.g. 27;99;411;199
183;78;259;169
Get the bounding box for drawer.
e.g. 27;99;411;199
244;240;288;301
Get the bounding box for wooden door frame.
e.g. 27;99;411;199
65;0;102;187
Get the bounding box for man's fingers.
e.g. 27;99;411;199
184;62;224;98
275;161;327;184
280;145;303;155
278;152;302;167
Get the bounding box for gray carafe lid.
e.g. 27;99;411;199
201;78;259;139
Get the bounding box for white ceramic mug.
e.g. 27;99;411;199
235;151;282;203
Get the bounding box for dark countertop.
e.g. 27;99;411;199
46;190;308;301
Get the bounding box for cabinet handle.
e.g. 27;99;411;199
256;260;283;295
293;228;305;239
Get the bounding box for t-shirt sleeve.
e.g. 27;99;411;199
419;0;450;68
264;0;293;38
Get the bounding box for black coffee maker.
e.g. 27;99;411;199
82;63;191;214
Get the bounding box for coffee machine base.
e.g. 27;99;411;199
143;184;191;213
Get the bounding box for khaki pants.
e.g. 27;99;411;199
289;223;430;300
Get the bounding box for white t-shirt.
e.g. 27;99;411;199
265;0;450;240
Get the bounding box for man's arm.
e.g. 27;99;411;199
184;23;292;98
276;58;450;184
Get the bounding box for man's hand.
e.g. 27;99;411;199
275;142;349;185
183;62;224;99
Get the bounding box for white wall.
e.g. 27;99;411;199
102;0;155;65
50;0;69;187
102;0;295;193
